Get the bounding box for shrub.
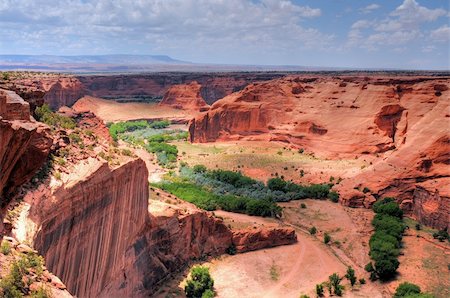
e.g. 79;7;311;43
267;177;287;191
300;203;306;209
148;119;170;129
364;262;374;272
362;187;371;193
309;226;317;235
328;191;339;203
193;164;207;173
185;266;214;298
315;283;324;297
328;273;343;296
35;104;76;129
324;233;331;244
226;244;236;255
201;289;215;298
1;241;11;255
394;282;421;297
345;266;357;287
432;229;449;242
359;278;366;285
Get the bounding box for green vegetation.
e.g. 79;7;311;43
315;283;324;297
1;240;11;255
0;251;45;297
267;177;333;200
345;266;357;287
309;226;317;235
394;282;433;298
328;273;343;296
185;266;215;298
324;233;331;244
155;181;281;217
368;198;405;281
432;230;449;242
108;120;150;141
270;263;280;281
35;104;76;129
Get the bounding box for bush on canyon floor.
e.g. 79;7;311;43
432;229;449;242
328;273;344;296
324;233;331;244
108;120;149;141
185;266;214;298
35;104;76;130
393;282;433;298
345;266;357;287
369;198;405;280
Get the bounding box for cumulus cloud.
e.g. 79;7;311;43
359;4;380;14
430;25;450;42
347;0;447;50
0;0;331;62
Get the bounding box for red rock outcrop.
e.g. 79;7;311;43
189;76;450;229
232;227;297;253
0;89;52;209
159;81;210;111
21;157;297;297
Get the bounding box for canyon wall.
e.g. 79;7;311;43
0;89;52;212
25;157;296;297
159;81;210;111
189;76;450;229
7;73;287;110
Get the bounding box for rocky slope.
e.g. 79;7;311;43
0;89;52;218
159;81;210;111
189;76;450;229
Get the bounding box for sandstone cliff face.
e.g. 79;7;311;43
159;81;210;111
0;90;52;209
189;76;450;229
22;158;296;297
29;158;148;298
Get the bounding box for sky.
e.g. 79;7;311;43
0;0;449;70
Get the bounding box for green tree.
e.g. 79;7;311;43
324;233;331;244
328;273;343;296
309;226;317;235
315;283;324;297
185;266;214;298
345;266;357;287
394;282;421;297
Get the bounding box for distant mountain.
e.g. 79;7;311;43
0;54;189;65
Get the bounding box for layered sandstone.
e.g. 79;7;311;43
159;81;210;111
20;157;297;297
0;89;52;208
6;72;287;109
189;76;450;229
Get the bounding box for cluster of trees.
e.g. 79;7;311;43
155;181;281;217
145;142;178;167
182;166;340;204
267;177;337;201
108;119;171;141
35;104;76;129
366;198;405;280
185;266;215;298
315;267;362;297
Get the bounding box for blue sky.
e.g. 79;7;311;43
0;0;449;69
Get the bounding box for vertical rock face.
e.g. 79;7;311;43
33;158;149;298
0;89;52;208
159;81;210;111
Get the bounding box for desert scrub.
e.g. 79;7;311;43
1;240;11;255
270;263;279;281
35;104;76;129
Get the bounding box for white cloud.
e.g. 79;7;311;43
348;0;447;50
430;25;450;42
360;4;380;14
0;0;329;59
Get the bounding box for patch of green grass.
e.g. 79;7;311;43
270;263;280;281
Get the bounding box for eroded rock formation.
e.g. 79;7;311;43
20;156;296;297
159;81;210;111
189;76;450;229
0;89;52;210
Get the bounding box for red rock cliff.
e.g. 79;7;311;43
0;89;52;211
189;76;450;229
159;81;210;111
